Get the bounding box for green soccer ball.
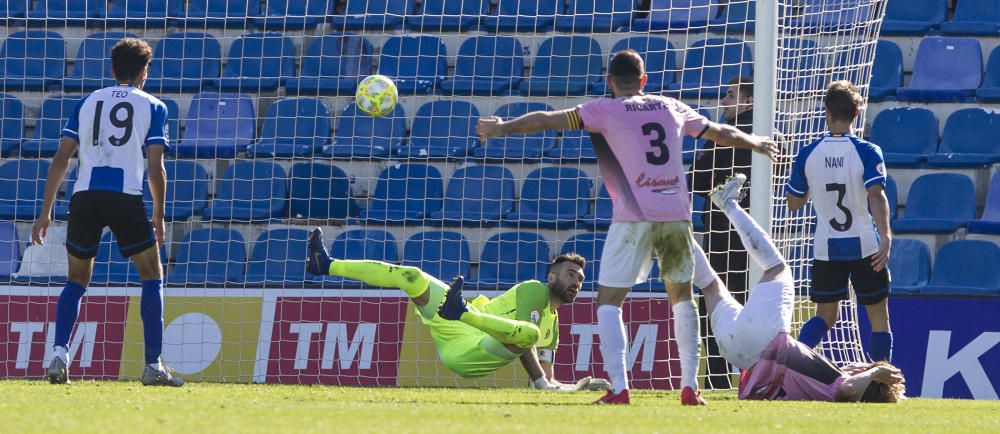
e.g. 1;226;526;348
355;74;398;117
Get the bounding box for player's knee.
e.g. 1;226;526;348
816;303;840;325
515;323;540;350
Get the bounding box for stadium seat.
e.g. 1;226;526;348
785;0;873;32
0;94;24;156
91;232;166;285
63;32;135;92
895;37;983;102
357;164;443;225
592;36;675;95
327;0;412;30
885;176;898;222
867;107;939;166
184;0;259;28
27;0;105;26
922;240;1000;296
245;228;312;284
940;0;1000;35
142;160;210;222
12;226;66;283
105;0;183;27
215;32;295;93
926;108;1000;167
869;40;904;101
439;36;524;96
482;0;559;32
252;0;333;30
976;45;1000;102
520;36;602;97
0;221;18;279
20;96;78;158
167;228;246;285
144;32;222;93
284;34;374;96
405;0;486;31
0;31;65;91
288;162;360;220
401;231;471;281
202;161;287;222
560;232;606;290
881;0;946;35
505;167;593;230
632;0;719;31
887;238;931;294
176;92;256;158
322;229;398;287
470;232;550;288
1;0;29;24
377;35;448;95
555;0;632;32
545;130;597;163
968;171;1000;234
324;102;406;159
578;184;612;230
709;0;755;33
669;37;752;99
777;38;820;94
429;165;515;227
0;159;49;220
691;194;707;232
892;173;976;234
474;103;556;161
396;100;480;160
249;98;331;158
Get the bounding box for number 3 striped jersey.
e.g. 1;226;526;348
61;85;170;196
785;133;887;261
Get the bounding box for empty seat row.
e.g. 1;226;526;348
888;238;1000;296
882;36;1000;103
892;172;1000;236
869;107;1000;167
883;0;1000;36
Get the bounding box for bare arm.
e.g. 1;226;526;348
699;121;779;162
837;364;904;402
519;347;547;382
786;192;810;212
867;184;892;271
146;144;167;244
477;110;576;141
32;137;79;245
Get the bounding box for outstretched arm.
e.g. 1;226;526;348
700;121;779;162
477;109;577;141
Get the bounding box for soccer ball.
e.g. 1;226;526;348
355;75;398;117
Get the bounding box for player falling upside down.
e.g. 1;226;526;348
695;174;905;402
305;229;610;391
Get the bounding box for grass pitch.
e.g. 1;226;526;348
2;380;996;433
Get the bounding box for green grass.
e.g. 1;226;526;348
3;380;997;433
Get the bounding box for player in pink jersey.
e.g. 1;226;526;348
477;50;778;405
694;174;905;402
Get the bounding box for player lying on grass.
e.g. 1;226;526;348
697;174;905;402
306;228;610;391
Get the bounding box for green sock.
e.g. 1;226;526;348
459;305;539;349
328;260;429;298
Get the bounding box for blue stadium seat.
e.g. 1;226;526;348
922;240;1000;296
940;0;1000;35
482;0;559;32
1;0;29;24
249;98;331;158
167;228;246;285
520;36;602;97
357;164;443;225
405;0;485;31
21;96;78;158
869;40;904;101
63;32;135;92
0;159;49;220
633;0;719;31
176;92;256;158
896;37;983;102
785;0;873;32
578;183;612;230
401;231;471;281
144;32;222;93
709;0;755;33
0;221;17;279
669;37;752;99
429;165;515;227
555;0;632;32
252;0;333;30
505;167;593;230
245;228;311;285
105;0;183;27
322;229;398;287
325;102;405;159
439;36;523;96
142;160;209;222
469;232;550;288
976;45;1000;102
692;194;706;232
474;102;556;161
28;0;105;26
0;94;24;156
560;232;606;290
215;32;295;93
777;38;820;94
91;232;166;285
202;161;287;222
0;31;65;91
545;130;596;163
184;0;259;28
284;34;373;96
289;162;359;220
887;238;931;294
927;108;1000;167
885;176;898;222
377;35;448;95
881;0;946;35
892;173;976;234
592;36;675;95
327;0;412;30
968;170;1000;234
868;107;938;166
396;100;479;160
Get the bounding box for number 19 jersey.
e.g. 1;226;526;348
61;85;170;196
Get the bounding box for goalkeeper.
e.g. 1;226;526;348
306;228;609;391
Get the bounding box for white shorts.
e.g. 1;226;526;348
710;273;795;370
597;221;695;288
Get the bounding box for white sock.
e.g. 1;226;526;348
672;300;700;391
597;304;629;394
723;200;784;270
692;243;721;290
148;360;163;370
52;345;68;365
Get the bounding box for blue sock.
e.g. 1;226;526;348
798;316;830;348
54;281;87;349
140;280;164;365
870;331;893;362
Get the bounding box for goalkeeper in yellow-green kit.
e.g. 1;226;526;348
306;228;610;391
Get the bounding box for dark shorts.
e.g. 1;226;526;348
810;256;891;305
66;190;155;259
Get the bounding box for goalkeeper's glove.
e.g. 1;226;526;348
530;376;612;392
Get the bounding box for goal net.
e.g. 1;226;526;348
0;0;884;388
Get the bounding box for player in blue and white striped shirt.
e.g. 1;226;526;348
785;81;894;363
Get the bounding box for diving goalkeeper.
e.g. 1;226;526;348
306;228;609;391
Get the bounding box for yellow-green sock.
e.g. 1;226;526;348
328;260;429;298
459;305;539;349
